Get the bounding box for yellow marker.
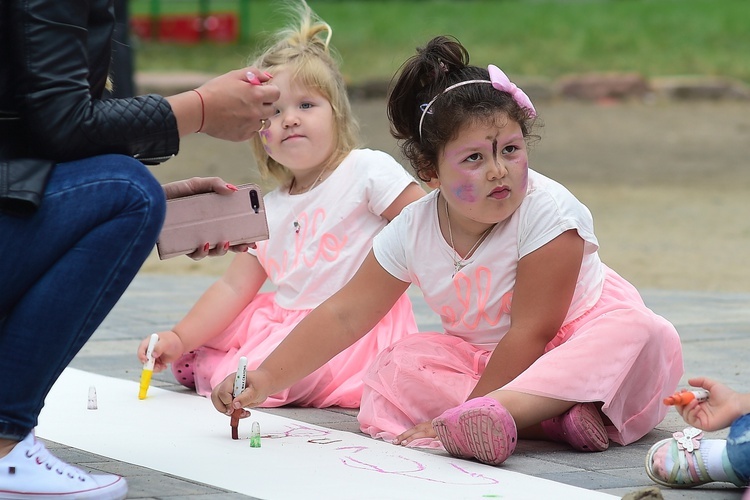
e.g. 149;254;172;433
138;333;159;399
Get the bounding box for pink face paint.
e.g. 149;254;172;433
444;141;485;164
520;162;529;191
453;184;476;202
259;129;272;154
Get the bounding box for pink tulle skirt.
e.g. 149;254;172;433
193;292;418;408
359;267;683;447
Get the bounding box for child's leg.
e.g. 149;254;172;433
488;390;609;452
727;414;750;485
432;392;609;465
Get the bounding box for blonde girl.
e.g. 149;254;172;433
139;1;424;408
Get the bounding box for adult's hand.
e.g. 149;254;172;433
162;176;254;260
168;67;280;141
162;176;237;199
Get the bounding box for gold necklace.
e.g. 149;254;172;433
289;167;328;233
444;198;493;277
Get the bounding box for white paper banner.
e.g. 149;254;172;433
37;369;616;499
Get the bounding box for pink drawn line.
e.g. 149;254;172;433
337;446;499;485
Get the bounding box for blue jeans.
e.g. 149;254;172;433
728;413;750;484
0;155;165;440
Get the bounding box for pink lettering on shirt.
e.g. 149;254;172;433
441;266;513;331
261;207;348;281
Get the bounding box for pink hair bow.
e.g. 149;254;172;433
488;65;536;117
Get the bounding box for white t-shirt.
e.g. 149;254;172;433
250;149;417;310
374;169;604;349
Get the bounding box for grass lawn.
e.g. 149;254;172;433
129;0;750;84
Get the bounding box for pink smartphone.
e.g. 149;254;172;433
156;184;269;260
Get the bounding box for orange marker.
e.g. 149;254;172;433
663;389;709;406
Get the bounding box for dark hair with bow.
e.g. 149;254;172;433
387;36;537;183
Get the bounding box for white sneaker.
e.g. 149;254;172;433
0;432;127;499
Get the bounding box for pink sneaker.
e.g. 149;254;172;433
0;432;127;499
541;402;609;452
433;397;517;466
171;350;196;389
432;404;475;459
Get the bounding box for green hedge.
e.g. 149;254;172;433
130;0;750;84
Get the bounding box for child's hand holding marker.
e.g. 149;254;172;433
663;388;710;406
668;377;747;432
138;334;159;399
231;356;248;440
210;366;272;423
136;329;188;374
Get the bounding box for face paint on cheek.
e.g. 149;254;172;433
259;129;272;154
453;183;477;203
519;160;529;190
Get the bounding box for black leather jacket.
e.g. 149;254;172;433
0;0;180;213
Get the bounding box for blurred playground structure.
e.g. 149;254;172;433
130;0;250;43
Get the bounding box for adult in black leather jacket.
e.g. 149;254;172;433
0;0;278;213
0;1;279;497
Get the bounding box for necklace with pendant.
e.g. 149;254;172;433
444;197;493;278
289;167;328;233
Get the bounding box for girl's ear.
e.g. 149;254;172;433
423;168;440;189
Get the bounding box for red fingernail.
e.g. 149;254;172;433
226;183;238;191
203;242;210;252
223;241;230;250
263;71;273;78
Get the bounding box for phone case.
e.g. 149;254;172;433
156;183;269;260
